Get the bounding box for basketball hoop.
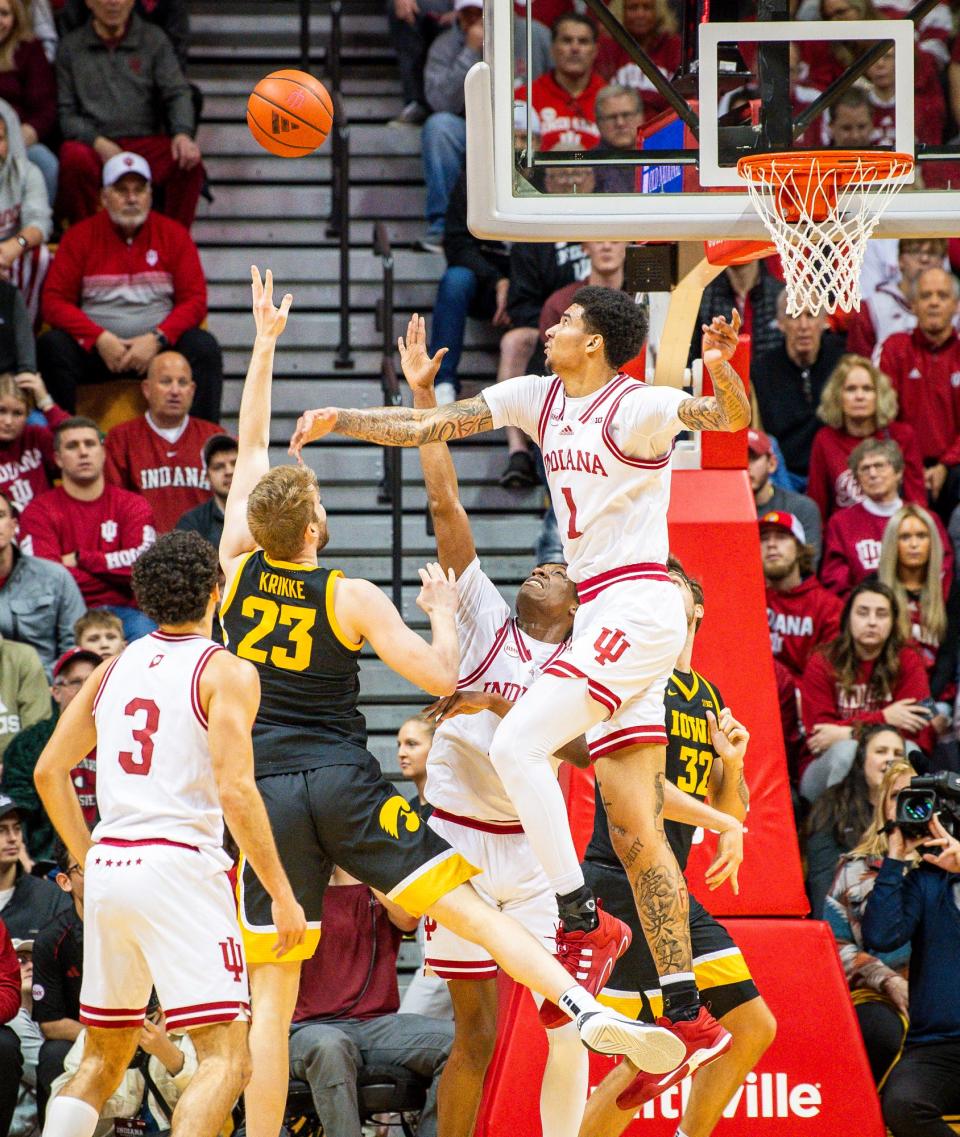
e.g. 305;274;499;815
737;150;914;316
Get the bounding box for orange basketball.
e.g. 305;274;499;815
246;69;333;158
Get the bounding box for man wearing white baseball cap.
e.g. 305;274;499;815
37;152;223;422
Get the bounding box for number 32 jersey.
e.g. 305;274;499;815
92;630;230;860
219;551;368;775
585;667;724;873
483;373;688;583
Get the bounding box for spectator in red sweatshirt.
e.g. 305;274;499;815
799;580;935;801
762;510;842;679
0;917;21;1135
18;417;156;641
877;504;957;708
37;152;222;423
879;267;960;507
821;438;952;598
0;370;69;512
104;351;224;533
807;355;926;522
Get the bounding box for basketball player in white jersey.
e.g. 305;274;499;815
289;290;749;1082
33;530;307;1137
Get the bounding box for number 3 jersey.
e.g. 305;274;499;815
91;630;230;861
219;551;368;774
585;667;724;873
483;373;688;584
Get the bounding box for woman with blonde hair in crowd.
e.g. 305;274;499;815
0;369;68;510
595;0;680;118
807;355;926;521
0;0;56;206
878;503;954;681
824;759;919;1084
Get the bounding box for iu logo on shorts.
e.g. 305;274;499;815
594;627;630;666
423;916;438;941
219;935;244;983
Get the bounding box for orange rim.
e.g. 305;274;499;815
737;150;914;223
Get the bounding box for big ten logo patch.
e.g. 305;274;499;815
593;627;630;666
219;935;244;983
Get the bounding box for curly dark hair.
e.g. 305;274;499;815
131;531;220;626
572;286;647;369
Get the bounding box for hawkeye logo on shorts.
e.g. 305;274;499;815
379;795;421;839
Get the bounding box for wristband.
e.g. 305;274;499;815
154;329;170;350
15;235;27;250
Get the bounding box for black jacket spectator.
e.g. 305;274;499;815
0;865;70;942
691;262;784;363
442;172;510;293
0;278;36;374
506;241;590;330
0;917;21;1136
753;332;846;479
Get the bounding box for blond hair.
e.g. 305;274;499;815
0;372;31;412
0;0;32;71
816;354;899;430
247;465;321;562
850;759;918;859
74;609;124;640
877;503;947;644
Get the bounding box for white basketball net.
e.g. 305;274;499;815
739;152;914;317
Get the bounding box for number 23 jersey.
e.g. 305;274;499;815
219;551;368;774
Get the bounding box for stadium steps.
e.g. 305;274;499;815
190;0;533;775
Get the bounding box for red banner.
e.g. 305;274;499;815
476;920;883;1136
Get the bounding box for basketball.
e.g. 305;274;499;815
246;69;333;158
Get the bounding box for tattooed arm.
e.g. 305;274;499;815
677;309;751;433
289;396;494;457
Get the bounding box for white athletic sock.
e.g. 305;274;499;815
540;1020;590;1137
42;1097;99;1137
557;984;604;1022
488;673;606;895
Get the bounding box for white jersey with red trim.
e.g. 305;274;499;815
425;559;569;823
92;631;229;861
483;374;688;584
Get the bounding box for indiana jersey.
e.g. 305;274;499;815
585;667;724;872
483;373;687;584
219;551;367;774
425;559;569;822
92;630;229;862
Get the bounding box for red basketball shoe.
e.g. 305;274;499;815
538;906;632;1029
615;1007;733;1110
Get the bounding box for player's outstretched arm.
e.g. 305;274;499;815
402;314;477;577
288;395;495;457
34;660;110;867
220;266;293;572
335;564;459;697
202;652;306;957
677;309;751;433
662;780;744;894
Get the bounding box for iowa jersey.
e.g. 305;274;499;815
220;551;368;774
585;667;724;872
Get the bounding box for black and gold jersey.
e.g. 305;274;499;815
585;667;724;872
219;550;368;774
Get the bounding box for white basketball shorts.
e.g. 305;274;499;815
79;839;250;1032
423;809;558;980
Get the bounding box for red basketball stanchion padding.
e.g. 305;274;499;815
475;921;884;1136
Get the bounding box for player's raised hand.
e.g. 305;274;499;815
271;893;308;958
416;562;457;616
701;308;741;367
707;708;749;765
399;313;448;394
251;266;293;340
705;821;743;894
289;408;338;462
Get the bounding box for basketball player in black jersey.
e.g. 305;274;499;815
579;562;777;1137
222;270;687;1137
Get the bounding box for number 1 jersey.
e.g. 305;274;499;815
219;551;368;774
92;630;229;860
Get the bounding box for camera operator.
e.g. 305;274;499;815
862;803;960;1136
